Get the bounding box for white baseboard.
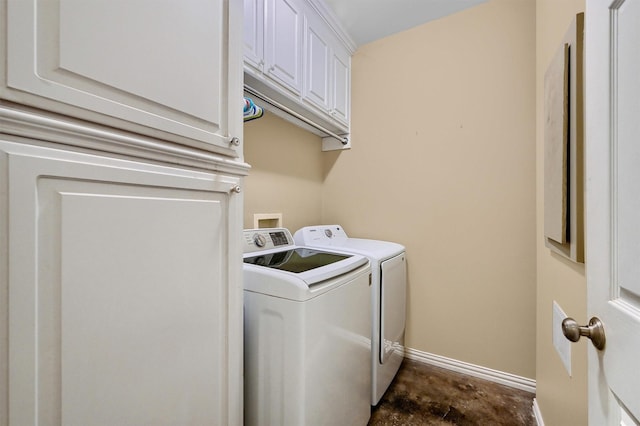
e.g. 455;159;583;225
532;398;545;425
403;347;536;394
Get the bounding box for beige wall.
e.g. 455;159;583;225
535;0;587;424
322;0;536;378
243;112;324;233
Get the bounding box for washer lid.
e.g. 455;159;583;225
243;249;369;300
243;247;352;274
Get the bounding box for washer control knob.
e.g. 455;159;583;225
324;229;333;238
253;233;267;248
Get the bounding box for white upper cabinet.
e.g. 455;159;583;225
244;0;303;95
243;0;353;137
303;12;351;127
331;44;351;127
303;13;331;112
265;0;303;95
244;0;265;74
2;0;242;157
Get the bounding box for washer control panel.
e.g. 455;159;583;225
243;228;294;253
253;233;267;248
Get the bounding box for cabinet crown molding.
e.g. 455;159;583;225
304;0;357;53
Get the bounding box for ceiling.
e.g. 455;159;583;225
323;0;487;47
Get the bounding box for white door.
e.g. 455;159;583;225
585;0;640;424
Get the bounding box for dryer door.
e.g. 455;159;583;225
379;253;406;363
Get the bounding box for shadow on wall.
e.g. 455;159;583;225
321;149;342;181
244;112;325;178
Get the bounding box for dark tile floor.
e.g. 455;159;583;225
369;359;535;426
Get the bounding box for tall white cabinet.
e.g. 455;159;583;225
0;1;247;425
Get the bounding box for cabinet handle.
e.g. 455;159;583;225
229;136;240;146
230;185;241;194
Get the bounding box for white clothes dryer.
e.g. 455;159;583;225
294;225;406;406
243;228;372;425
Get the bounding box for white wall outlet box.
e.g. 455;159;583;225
253;213;282;229
552;301;572;376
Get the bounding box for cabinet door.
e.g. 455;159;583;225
264;0;303;95
244;0;264;73
331;44;351;126
303;14;331;113
0;140;243;425
3;0;242;156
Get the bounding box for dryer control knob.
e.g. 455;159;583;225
253;233;267;248
324;229;333;238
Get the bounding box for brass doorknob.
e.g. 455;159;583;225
562;317;606;350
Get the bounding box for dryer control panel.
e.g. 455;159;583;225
293;225;349;246
243;228;294;253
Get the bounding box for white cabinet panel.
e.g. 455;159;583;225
332;45;351;126
244;0;264;72
59;194;223;425
1;140;243;425
265;0;303;94
304;15;331;112
58;0;221;123
3;0;240;155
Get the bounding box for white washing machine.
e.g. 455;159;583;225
294;225;406;406
242;228;372;426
